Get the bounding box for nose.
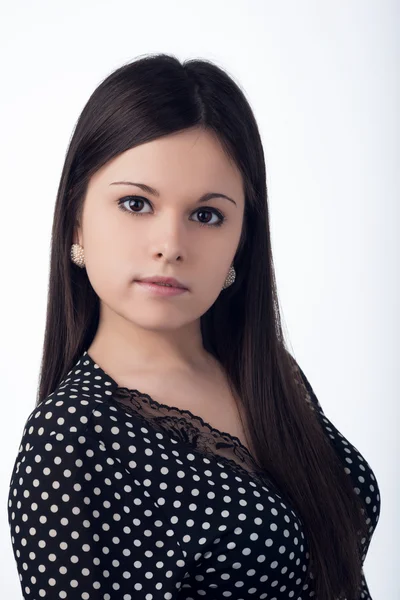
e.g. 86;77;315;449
150;211;187;263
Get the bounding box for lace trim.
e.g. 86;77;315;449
106;359;314;490
110;386;270;487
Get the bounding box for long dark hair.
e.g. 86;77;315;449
37;53;368;599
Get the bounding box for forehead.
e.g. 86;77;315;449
89;128;244;199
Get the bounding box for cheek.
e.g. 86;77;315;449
85;261;124;305
83;218;138;277
84;242;131;304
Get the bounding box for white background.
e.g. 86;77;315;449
0;1;398;597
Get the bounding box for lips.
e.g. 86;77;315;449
135;280;189;296
136;276;188;290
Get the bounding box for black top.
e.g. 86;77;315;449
7;350;380;599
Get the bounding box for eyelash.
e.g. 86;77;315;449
117;196;226;228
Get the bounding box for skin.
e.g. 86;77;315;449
74;126;245;389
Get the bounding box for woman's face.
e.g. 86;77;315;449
75;126;245;333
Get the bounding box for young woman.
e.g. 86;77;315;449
7;54;380;599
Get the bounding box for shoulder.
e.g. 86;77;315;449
19;350;125;448
20;392;98;450
8;392;149;505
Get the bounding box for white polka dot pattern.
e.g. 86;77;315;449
7;352;380;599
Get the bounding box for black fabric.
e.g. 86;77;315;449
7;350;380;599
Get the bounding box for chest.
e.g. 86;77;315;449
115;372;255;460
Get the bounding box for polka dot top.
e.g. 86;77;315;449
7;351;380;599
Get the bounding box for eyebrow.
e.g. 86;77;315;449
109;181;237;207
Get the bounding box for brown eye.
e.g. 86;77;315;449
192;209;224;227
118;196;151;214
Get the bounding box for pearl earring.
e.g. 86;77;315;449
70;243;85;268
222;265;236;289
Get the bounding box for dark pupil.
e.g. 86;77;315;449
198;210;212;223
130;198;143;210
